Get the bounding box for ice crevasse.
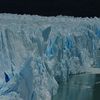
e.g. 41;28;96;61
0;14;100;100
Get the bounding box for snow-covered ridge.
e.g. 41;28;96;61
0;14;100;100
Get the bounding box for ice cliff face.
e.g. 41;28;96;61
0;14;100;100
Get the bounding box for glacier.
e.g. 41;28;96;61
0;14;100;100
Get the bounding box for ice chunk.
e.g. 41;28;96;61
65;36;73;49
42;26;51;41
4;72;10;83
96;28;100;38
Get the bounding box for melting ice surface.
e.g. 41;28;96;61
0;14;100;100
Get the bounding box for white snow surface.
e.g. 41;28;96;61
0;13;100;100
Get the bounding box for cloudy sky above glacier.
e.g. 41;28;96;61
0;0;99;17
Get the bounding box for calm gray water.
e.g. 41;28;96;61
52;74;100;100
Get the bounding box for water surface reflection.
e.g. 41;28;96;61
53;74;100;100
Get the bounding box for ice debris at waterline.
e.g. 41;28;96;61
0;14;100;100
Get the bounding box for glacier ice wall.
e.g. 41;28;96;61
0;14;100;100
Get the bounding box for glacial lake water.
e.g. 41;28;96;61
52;74;100;100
